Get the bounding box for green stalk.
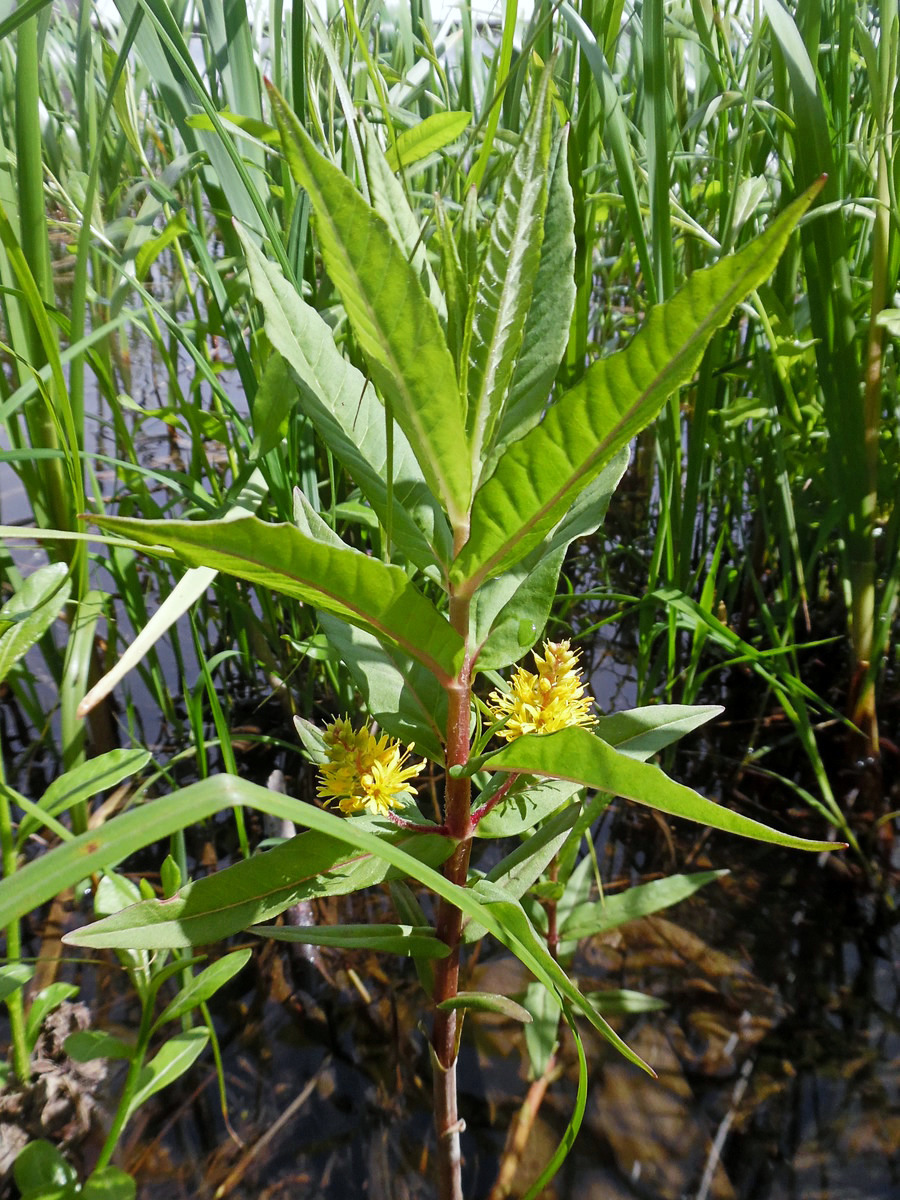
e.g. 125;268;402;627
94;995;155;1170
0;772;30;1083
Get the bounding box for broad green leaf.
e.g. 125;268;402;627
250;922;450;958
88;514;464;682
317;614;447;762
237;226;451;568
559;870;727;940
0;563;70;684
488;127;577;465
482;726;839;851
523;980;559;1077
437;991;532;1022
384;110;472;172
267;82;471;526
64;1030;134;1062
594;705;723;762
464;63;553;479
25;983;80;1053
249;351;298;459
151;949;252;1031
66;827;451;950
13;1141;77;1194
0;962;34;1002
18;749;151;846
124;1027;210;1124
452;183;823;589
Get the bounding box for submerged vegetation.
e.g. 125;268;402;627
0;1;897;1197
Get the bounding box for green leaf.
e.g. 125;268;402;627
65;828;451;950
88;514;464;683
250;922;450;958
237;226;451;568
464;63;553;478
559;871;727;940
437;991;532;1022
249;351;298;459
523;980;559;1077
13;1141;77;1195
452;182;824;589
0;962;34;1002
489;127;577;465
25;983;80;1053
0;563;70;684
317;614;447;762
585;989;667;1015
476;778;581;839
18;749;151;846
64;1030;134;1062
482;727;839;851
384;110;472;172
124;1028;210;1124
267;82;471;526
134;208;189;281
82;1167;136;1200
594;705;723;762
151;949;252;1031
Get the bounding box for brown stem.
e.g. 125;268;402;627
431;591;473;1200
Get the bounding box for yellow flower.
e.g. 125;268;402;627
487;640;596;742
317;717;424;816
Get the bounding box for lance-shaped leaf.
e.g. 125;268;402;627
464;63;553;479
250;922;450;958
559;870;726;941
384;110;472;172
90;514;464;682
267;82;471;527
0;563;70;684
481;726;840;852
237;225;452;569
452;182;824;590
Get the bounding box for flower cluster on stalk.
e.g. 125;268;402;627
487;639;596;741
317;717;424;816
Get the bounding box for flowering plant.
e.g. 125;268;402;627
0;62;837;1199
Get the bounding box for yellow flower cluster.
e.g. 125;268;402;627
487;639;596;742
317;717;424;816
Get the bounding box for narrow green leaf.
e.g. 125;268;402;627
18;749;151;846
488;126;577;466
384;111;472;172
25;983;80;1053
152;949;252;1031
0;564;70;684
585;989;667;1015
594;705;723;762
267;82;472;525
237;223;451;569
124;1028;210;1124
250;922;450;958
437;991;532;1022
66;828;450;950
476;779;581;838
88;514;464;682
464;64;553;477
559;871;727;940
482;727;840;852
452;183;824;589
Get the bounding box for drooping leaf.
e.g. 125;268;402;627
151;948;252;1030
88;514;464;682
463;62;554;479
237;225;452;568
25;983;80;1053
267;82;472;527
0;962;34;1003
482;726;840;851
18;748;151;847
250;922;450;958
65;828;451;950
559;870;727;940
452;182;824;589
384;110;472;172
64;1030;134;1062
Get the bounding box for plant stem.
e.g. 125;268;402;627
431;591;472;1200
0;772;30;1084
